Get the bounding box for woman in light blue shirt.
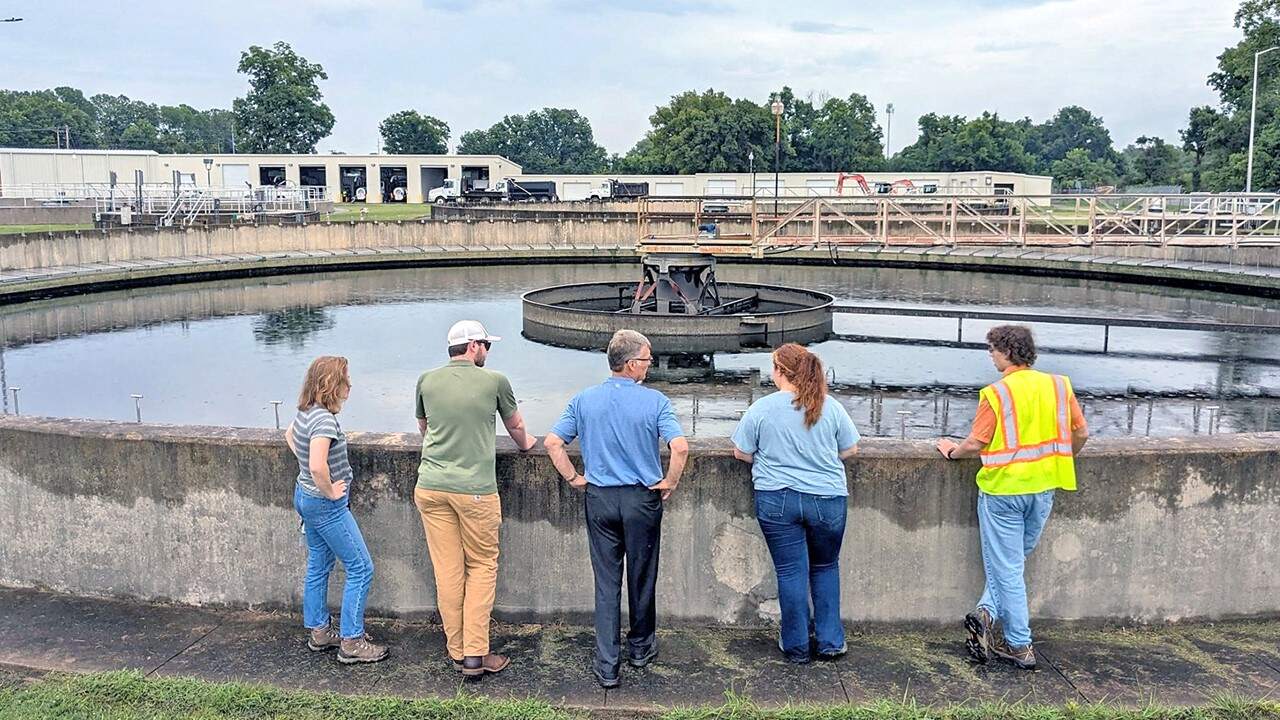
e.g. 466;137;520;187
731;343;860;663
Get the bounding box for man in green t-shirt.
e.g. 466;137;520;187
413;320;537;681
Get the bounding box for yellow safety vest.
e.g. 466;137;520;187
976;368;1077;495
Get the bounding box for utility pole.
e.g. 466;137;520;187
1247;46;1280;192
885;103;894;158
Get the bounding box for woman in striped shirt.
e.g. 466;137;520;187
285;356;387;664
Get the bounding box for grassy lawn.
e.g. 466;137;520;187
1;671;1276;720
0;223;94;235
325;202;432;222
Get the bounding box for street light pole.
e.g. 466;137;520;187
885;103;895;158
1247;46;1280;193
748;150;755;198
770;99;784;215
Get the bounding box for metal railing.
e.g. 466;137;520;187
637;192;1280;255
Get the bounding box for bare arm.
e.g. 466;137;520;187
651;437;689;501
308;436;347;500
937;435;987;460
839;444;859;460
732;447;754;464
284;424;294;451
502;411;537;452
1072;426;1089;455
544;433;586;489
417;417;427;435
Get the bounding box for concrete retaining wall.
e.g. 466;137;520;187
0;206;93;226
1;415;1276;625
6;219;1280;274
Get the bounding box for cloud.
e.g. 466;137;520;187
789;21;869;35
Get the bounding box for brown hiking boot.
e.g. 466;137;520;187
461;653;510;679
307;623;341;652
963;607;994;664
991;637;1037;670
337;635;388;665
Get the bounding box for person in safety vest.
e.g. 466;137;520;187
936;325;1088;671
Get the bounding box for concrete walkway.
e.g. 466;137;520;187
1;588;1277;712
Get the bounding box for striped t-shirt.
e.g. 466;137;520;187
290;406;353;498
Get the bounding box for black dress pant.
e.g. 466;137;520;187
584;483;663;677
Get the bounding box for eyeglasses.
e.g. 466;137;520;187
632;356;654;364
476;340;492;350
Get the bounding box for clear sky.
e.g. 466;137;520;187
0;0;1243;155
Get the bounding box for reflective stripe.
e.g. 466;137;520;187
1053;375;1069;441
990;381;1019;448
980;441;1074;467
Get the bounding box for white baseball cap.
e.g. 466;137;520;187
447;320;501;346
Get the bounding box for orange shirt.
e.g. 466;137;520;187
968;367;1087;444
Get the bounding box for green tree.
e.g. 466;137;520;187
1181;106;1221;191
1194;0;1280;190
1121;136;1187;188
91;94;158;147
379;110;449;154
808;94;883;171
120;120;159;150
893;112;1034;173
232;41;334;153
1027;105;1120;171
0;89;98;148
623;89;772;173
458;108;606;173
1051;147;1120;190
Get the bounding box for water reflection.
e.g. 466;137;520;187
3;262;1280;437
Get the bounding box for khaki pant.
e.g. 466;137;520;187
413;487;501;659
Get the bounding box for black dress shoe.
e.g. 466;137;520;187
594;669;620;689
628;644;658;668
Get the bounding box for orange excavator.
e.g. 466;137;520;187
834;173;917;196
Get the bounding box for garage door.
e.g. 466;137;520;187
221;164;250;188
561;181;591;201
705;179;736;196
653;182;684;196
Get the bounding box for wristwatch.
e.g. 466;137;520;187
564;472;580;483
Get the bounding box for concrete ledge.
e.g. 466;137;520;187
1;415;1277;625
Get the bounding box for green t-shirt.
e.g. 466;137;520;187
415;359;518;495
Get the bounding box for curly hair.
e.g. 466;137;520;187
297;356;350;413
772;343;828;428
986;325;1037;367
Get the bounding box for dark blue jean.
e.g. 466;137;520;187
755;488;847;662
294;484;374;639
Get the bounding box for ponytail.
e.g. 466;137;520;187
772;343;827;428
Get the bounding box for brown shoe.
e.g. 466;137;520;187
337;635;388;665
461;653;510;679
307;623;341;652
991;637;1037;670
963;608;995;664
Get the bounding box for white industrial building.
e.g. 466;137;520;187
0;148;1053;202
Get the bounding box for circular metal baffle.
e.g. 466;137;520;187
522;281;834;354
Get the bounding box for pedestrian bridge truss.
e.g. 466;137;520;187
635;193;1280;257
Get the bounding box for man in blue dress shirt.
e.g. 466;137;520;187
544;329;690;689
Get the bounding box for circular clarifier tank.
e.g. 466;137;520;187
522;280;835;353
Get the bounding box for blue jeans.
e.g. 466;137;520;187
294;484;374;639
755;488;847;662
976;489;1054;648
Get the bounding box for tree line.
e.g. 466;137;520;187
2;1;1277;191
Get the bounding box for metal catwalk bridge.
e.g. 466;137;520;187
636;192;1280;256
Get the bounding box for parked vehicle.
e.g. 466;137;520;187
503;179;558;202
428;178;503;204
587;180;648;201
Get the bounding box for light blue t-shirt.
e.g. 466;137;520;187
550;377;685;487
731;391;860;497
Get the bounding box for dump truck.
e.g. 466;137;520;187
503;179;558;202
427;178;504;204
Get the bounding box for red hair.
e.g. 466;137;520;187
772;343;827;428
297;356;350;413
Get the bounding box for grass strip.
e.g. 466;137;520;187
0;672;1276;720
